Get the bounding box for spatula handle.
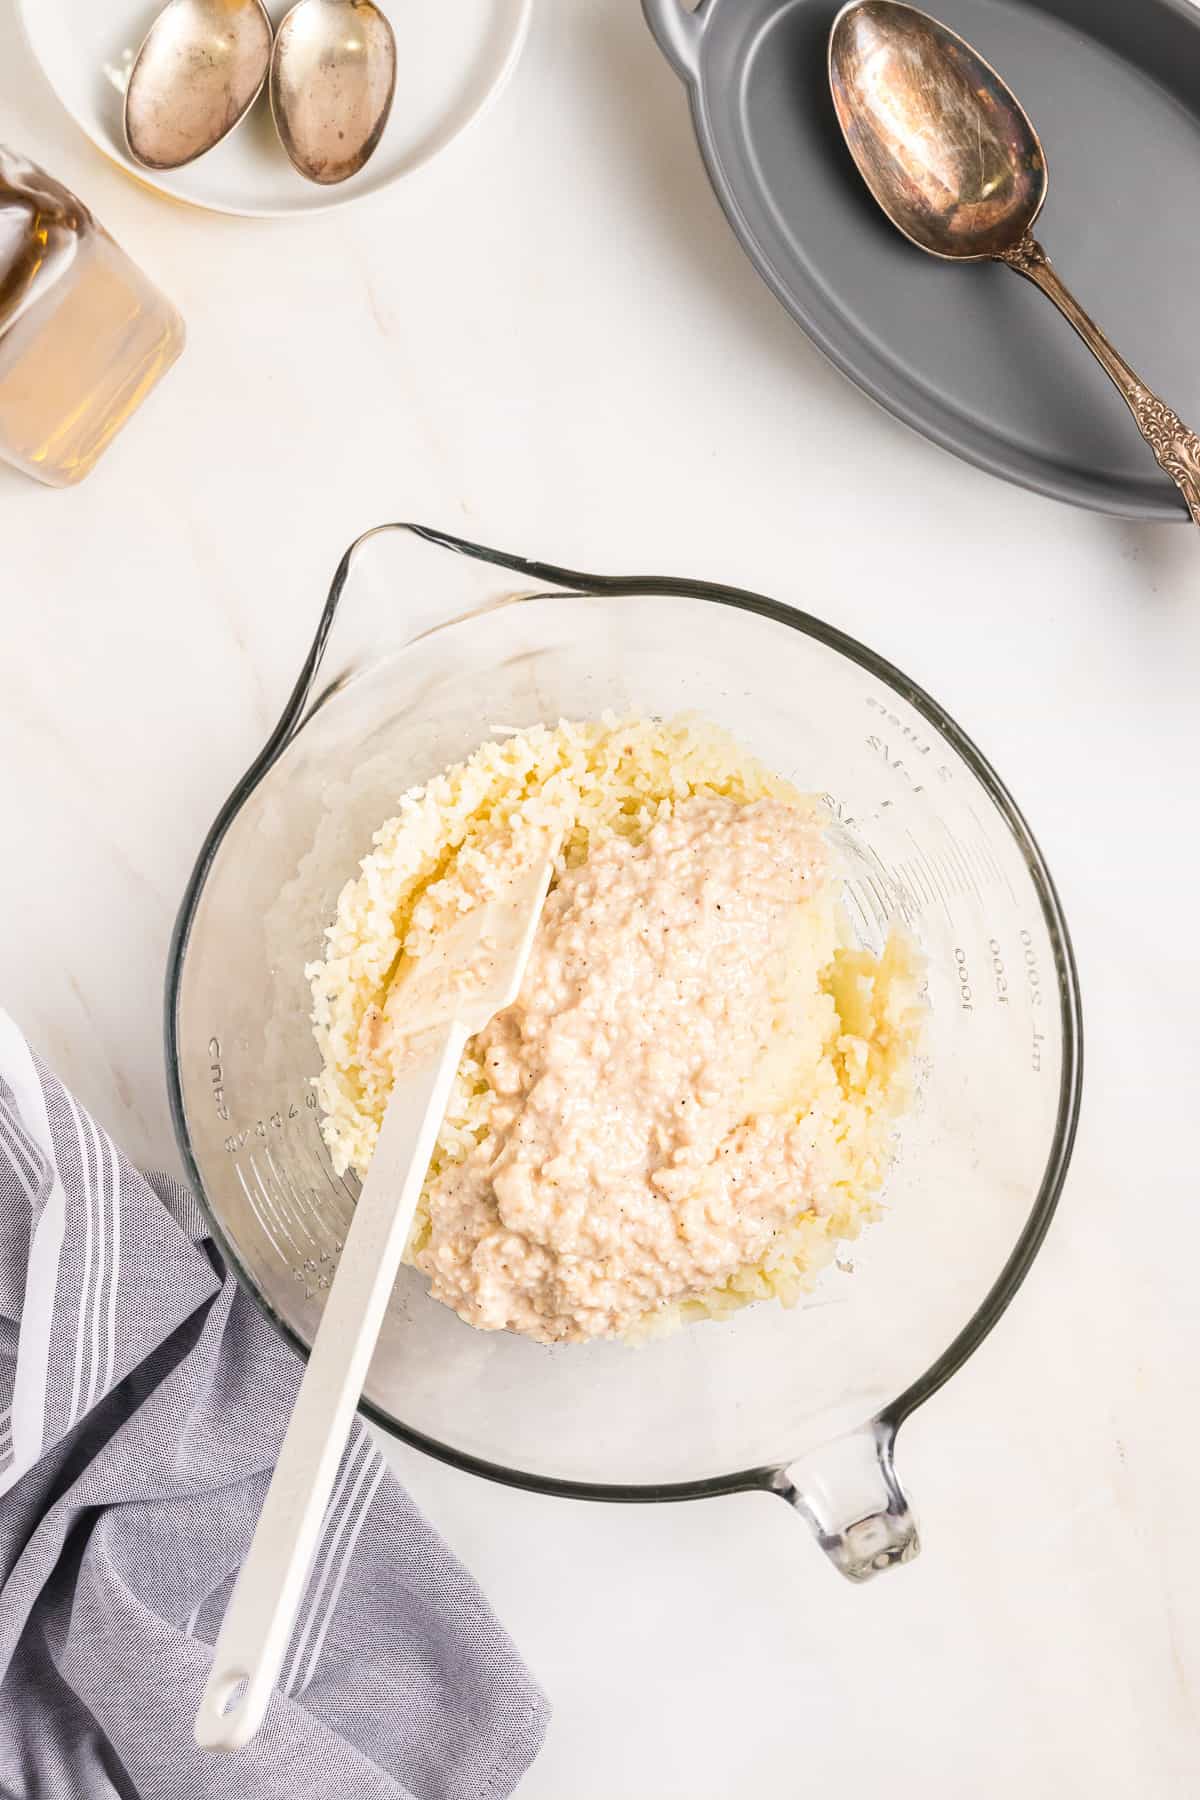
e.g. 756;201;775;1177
194;1020;467;1751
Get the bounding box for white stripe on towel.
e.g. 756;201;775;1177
64;1092;96;1428
0;1012;67;1496
102;1128;121;1396
83;1110;109;1415
281;1433;376;1696
0;1108;40;1199
296;1452;386;1695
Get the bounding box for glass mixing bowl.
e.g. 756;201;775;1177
166;524;1082;1580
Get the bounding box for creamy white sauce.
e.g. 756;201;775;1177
414;795;833;1343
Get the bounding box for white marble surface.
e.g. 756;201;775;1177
2;1;1199;1792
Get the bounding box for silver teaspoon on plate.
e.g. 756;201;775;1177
270;0;397;184
125;0;273;170
828;0;1200;526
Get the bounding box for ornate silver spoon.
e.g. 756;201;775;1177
829;0;1200;524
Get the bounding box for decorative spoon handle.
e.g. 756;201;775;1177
997;234;1200;527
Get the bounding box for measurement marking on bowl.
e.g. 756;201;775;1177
950;843;981;898
930;839;970;900
270;1158;335;1272
900;854;937;911
921;853;949;906
863;872;893;925
890;858;917;906
234;1158;296;1267
922;862;948;908
929;846;953;893
906;845;948;911
299;1132;355;1237
904;845;955;924
208;1037;230;1121
251;1146;311;1256
842;879;876;945
899;870;925;921
277;1136;341;1253
257;1147;328;1273
938;832;979;901
265;1141;340;1261
1020;928;1048;1075
222;1099;315;1158
244;1153;307;1265
962;832;1002;895
957;832;992;897
918;854;949;909
262;1140;309;1233
967;805;1017;902
941;848;974;905
954;945;974;1011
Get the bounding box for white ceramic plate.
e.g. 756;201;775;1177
16;0;532;217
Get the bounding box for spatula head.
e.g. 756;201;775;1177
388;844;558;1042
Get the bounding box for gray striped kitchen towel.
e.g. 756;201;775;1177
0;1011;549;1799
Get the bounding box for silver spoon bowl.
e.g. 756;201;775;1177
124;0;273;171
270;0;397;186
829;0;1200;526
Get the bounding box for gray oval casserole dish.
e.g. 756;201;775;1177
643;0;1200;520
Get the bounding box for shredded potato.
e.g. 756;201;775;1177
309;715;923;1339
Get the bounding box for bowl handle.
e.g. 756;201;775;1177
642;0;706;79
772;1422;920;1581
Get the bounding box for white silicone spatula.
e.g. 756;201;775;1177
195;842;558;1751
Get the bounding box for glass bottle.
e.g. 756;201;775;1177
0;146;184;487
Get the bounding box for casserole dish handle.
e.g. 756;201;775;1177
642;0;706;80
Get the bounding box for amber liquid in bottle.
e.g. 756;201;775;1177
0;147;184;487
